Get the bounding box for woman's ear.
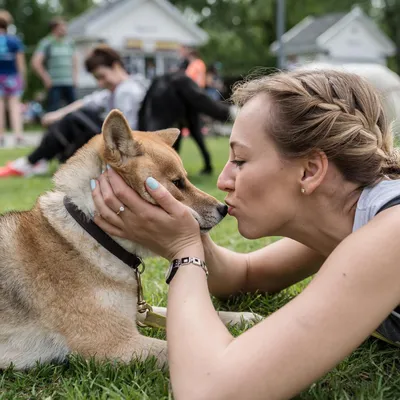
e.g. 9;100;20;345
300;150;328;194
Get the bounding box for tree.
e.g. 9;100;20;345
0;0;94;98
382;0;400;73
170;0;375;78
57;0;94;20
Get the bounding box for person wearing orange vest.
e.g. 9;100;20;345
185;48;206;88
176;45;213;175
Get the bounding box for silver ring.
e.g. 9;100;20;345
116;205;125;216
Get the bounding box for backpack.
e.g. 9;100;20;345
137;73;185;131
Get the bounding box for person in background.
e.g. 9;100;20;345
0;10;26;147
23;91;45;124
205;64;224;102
0;45;147;178
175;45;214;175
31;16;77;112
184;46;206;89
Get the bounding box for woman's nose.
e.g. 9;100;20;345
217;164;234;192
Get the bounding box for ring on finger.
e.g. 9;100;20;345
116;205;125;216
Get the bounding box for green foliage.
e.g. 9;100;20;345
0;0;94;99
0;0;399;93
170;0;399;77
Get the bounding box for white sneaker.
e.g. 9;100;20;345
31;160;49;176
3;157;49;177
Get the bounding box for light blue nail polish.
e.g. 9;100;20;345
90;179;96;190
146;177;159;190
106;164;111;170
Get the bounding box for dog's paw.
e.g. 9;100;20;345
218;310;263;327
234;312;263;325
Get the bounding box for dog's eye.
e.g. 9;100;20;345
172;178;185;189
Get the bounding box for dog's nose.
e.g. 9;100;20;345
217;204;228;217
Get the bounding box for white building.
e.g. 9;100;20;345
68;0;208;96
270;6;396;69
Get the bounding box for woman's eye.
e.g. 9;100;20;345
172;179;185;189
231;160;245;167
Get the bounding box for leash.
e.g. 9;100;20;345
63;196;166;329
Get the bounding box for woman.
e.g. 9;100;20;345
91;69;400;399
0;10;26;147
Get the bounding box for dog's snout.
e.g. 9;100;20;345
217;204;228;217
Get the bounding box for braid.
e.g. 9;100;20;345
232;69;399;186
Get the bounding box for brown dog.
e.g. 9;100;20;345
0;110;258;370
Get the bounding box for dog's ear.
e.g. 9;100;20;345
102;110;142;156
154;128;180;147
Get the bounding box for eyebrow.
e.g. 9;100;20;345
230;141;250;150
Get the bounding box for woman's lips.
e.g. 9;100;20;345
227;206;235;215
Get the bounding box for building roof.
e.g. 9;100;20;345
68;0;208;43
271;13;345;55
270;6;395;56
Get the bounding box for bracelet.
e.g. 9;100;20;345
166;257;208;284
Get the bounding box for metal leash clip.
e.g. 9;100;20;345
135;259;154;327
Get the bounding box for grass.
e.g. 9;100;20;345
0;137;400;399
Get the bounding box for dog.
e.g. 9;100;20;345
0;110;259;370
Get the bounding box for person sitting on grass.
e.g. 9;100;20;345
0;46;235;178
91;69;400;399
0;44;148;177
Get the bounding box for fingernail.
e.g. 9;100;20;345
106;164;111;171
90;179;96;190
146;177;159;190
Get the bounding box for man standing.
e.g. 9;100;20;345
31;17;77;111
175;45;213;175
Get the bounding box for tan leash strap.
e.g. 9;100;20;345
142;310;167;329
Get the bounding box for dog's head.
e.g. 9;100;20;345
101;110;227;232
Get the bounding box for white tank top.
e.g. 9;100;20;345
353;180;400;232
353;179;400;343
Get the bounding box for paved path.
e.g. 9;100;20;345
1;132;43;149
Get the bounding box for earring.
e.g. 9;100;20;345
301;187;306;194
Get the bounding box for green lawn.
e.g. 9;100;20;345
0;138;399;400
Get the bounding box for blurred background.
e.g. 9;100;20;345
0;0;397;99
0;0;399;150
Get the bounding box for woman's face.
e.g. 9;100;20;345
217;94;302;239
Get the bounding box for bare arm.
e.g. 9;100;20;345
203;235;324;298
41;99;84;126
175;74;232;122
168;206;400;400
15;52;26;83
31;52;52;88
90;172;400;400
73;52;79;87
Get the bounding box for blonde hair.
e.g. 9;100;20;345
232;69;400;186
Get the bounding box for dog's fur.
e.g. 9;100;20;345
0;110;256;370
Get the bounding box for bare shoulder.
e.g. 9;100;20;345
324;204;400;277
313;204;400;304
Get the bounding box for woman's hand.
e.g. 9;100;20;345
91;167;204;261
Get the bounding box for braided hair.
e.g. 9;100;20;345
231;69;399;186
